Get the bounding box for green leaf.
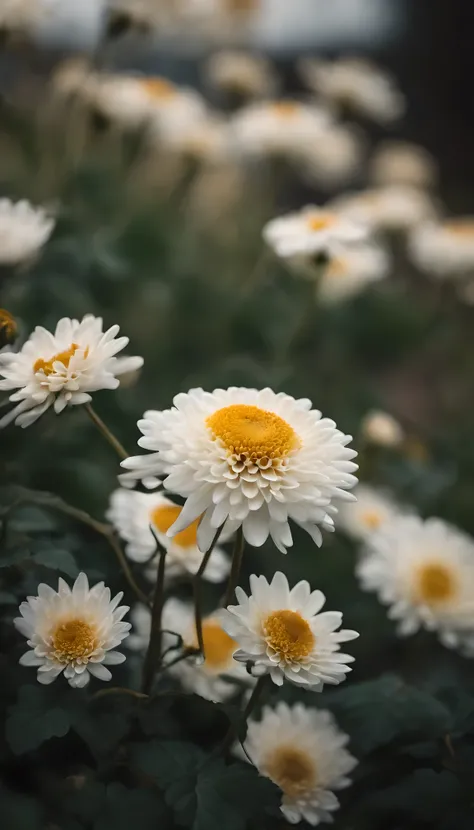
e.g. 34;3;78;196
0;590;16;604
94;783;168;830
32;546;79;577
323;674;452;755
5;685;79;754
368;769;465;821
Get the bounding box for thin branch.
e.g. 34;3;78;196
92;686;149;701
141;541;168;695
193;524;226;659
223;526;245;607
218;673;269;757
84;402;129;460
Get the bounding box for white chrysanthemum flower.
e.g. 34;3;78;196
160;114;230;164
409;217;474;277
221;571;359;689
15;573;130;688
86;73;206;133
333;186;436;233
315;243;389;305
106;488;230;582
205;50;275;98
0;314;143;428
0;199;54;266
121;387;358;553
338;484;403;541
242;702;357;826
360;410;404;448
357;515;474;646
370;141;437;189
263;206;368;261
299;56;404;124
128;600;252;701
230;100;330;159
298;123;364;190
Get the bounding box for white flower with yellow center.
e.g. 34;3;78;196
0;199;54;265
299;56;405;124
298;123;364;190
121;387;358;553
409;217;474;276
0;314;143;428
357;515;474;645
333;186;436;233
370;141;437;189
221;571;359;689
106;488;230;582
230;100;330;159
129;600;252;701
263;206;368;261
15;573;130;688
315;243;389;305
205;50;275;98
360;410;404;448
242;702;357;826
338;484;403;542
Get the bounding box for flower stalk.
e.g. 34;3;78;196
193;524;226;660
85;402;129;461
223;526;245;607
141;540;168;695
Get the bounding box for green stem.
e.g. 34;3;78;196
141;543;168;695
85;402;129;460
193;524;226;659
223;526;245;607
219;673;269;756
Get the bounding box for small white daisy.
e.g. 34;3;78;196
409;217;474;277
0;199;54;266
205;50;276;99
298;123;364;190
315;243;389;305
360;410;404;448
221;571;359;689
106;488;231;582
370;141;437;189
128;600;252;701
338;484;403;542
263;205;368;261
333;186;436;233
230;100;330;160
242;702;357;826
0;314;143;428
120;387;358;554
15;572;130;688
357;515;474;646
299;56;404;124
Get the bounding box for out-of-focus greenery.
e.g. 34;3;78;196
2;52;474;830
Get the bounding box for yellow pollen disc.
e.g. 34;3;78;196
140;77;177;100
265;746;316;797
443;219;474;238
151;504;199;548
361;510;383;530
206;404;299;461
52;618;98;663
263;609;314;661
307;213;337;233
271;101;300;118
416;562;456;605
195;620;237;670
34;343;87;376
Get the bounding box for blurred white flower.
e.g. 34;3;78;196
205;50;276;99
333;186;436;233
338;484;403;542
263;205;367;260
360;410;404;447
160;114;231;164
242;702;357;826
221;571;359;689
230;100;330;159
107;488;230;581
15;573;130;688
0;199;54;266
51;57;96;99
299;56;405;124
370;141;437;189
0;314;143;428
316;243;389;305
129;599;252;701
0;0;57;33
298;123;364;190
121;387;358;553
357;515;474;647
409;217;474;277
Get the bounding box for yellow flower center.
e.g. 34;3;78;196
34;343;87;376
306;212;337;233
206;404;299;461
140;77;177;100
361;509;383;530
263;609;314;661
265;745;316;797
193;620;237;670
51;618;98;663
444;220;474;238
271;101;301;119
416;562;456;605
151;504;199;548
0;308;18;347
